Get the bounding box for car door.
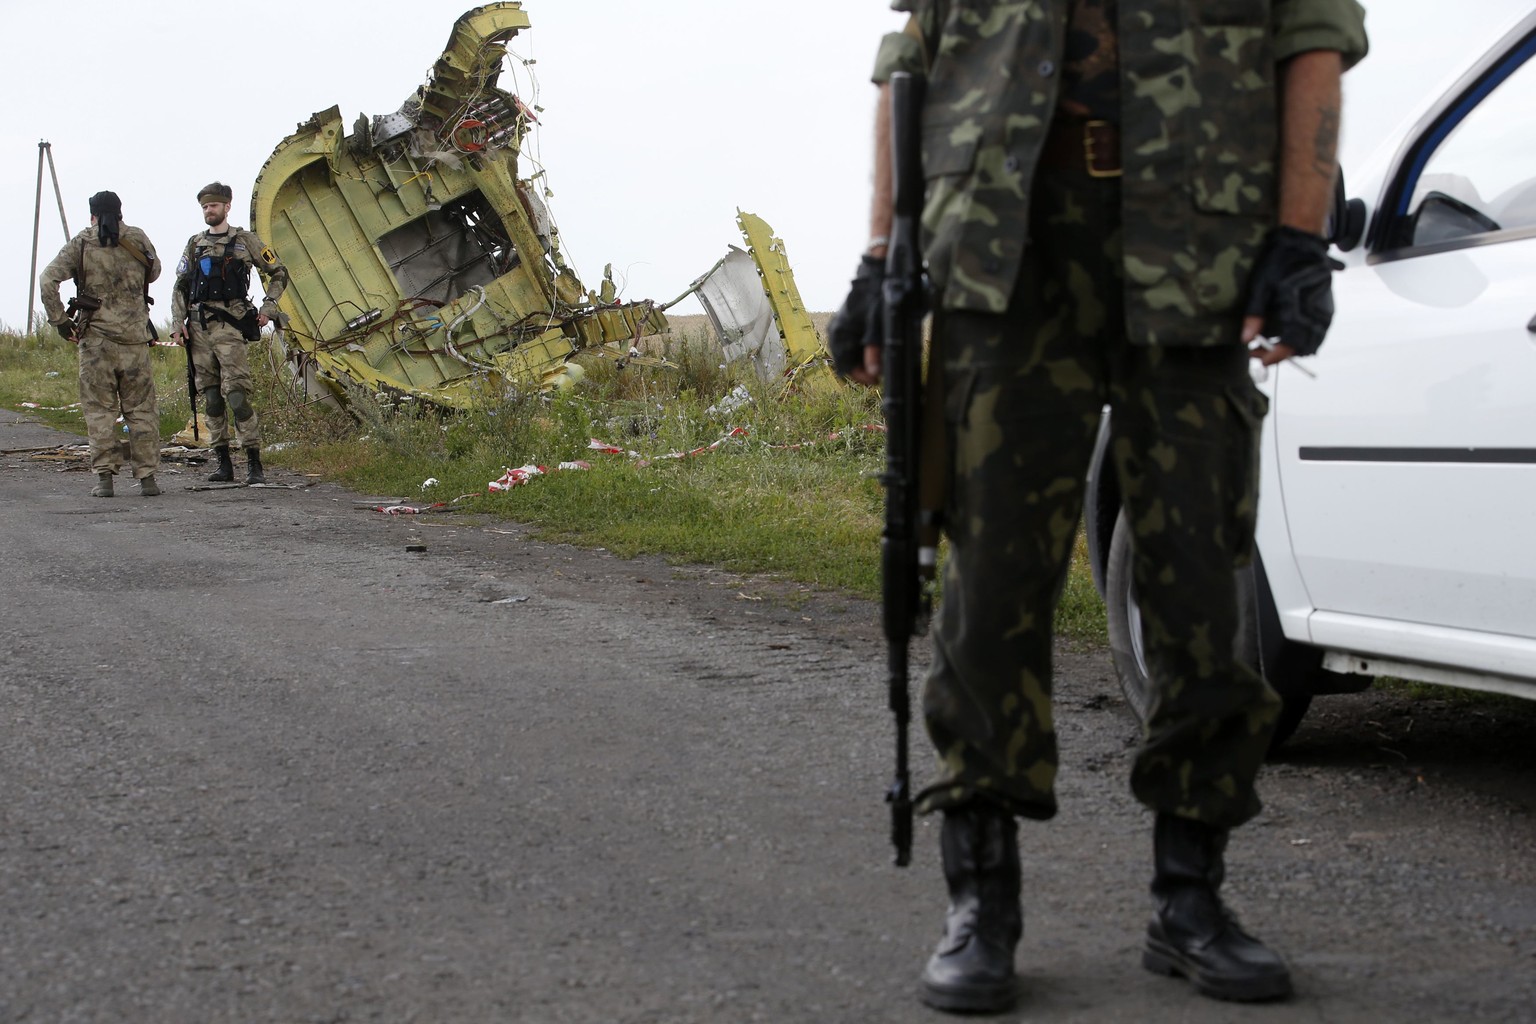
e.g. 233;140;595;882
1272;22;1536;669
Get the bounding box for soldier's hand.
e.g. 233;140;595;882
53;320;76;343
170;325;187;346
1241;226;1342;357
827;255;885;384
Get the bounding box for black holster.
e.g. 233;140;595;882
66;294;102;335
201;304;261;343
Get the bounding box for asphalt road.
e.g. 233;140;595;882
2;408;1533;1024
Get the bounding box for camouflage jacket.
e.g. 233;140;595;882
171;226;289;324
873;0;1368;343
39;225;161;345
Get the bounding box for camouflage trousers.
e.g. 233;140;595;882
77;334;160;479
915;169;1280;830
188;315;261;448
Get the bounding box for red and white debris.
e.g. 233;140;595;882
586;427;749;467
488;461;591;492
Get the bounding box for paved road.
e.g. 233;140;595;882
2;409;1533;1023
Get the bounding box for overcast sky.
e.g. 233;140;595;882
2;0;1530;331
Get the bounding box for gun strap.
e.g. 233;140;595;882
75;235;87;298
67;236;98;337
117;235;149;268
115;234;160;341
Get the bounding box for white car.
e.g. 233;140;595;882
1087;9;1536;748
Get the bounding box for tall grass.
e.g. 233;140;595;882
0;322;1109;644
0;324;193;439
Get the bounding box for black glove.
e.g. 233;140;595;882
53;320;76;342
826;255;884;379
1243;226;1343;356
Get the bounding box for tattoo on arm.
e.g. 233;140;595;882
1312;105;1341;181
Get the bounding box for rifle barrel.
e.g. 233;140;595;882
879;71;928;868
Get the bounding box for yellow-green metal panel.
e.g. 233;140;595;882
250;2;668;409
736;211;830;377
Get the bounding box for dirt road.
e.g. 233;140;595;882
2;408;1533;1023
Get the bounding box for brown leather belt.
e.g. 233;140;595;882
1038;118;1122;178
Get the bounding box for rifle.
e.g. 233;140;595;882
879;70;937;868
182;318;199;442
64;294;101;339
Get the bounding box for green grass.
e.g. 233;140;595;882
0;323;1110;645
0;325;199;440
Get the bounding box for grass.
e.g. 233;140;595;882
0;327;197;440
0;321;1110;645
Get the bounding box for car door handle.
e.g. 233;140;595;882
1529;312;1536;333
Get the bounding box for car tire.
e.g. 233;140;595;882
1102;509;1313;755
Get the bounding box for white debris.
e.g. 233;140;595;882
707;384;753;417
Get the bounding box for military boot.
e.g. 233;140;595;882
208;445;234;482
920;803;1023;1013
1143;813;1292;1002
245;447;265;485
91;472;113;498
139;474;160;497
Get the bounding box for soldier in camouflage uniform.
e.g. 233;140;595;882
831;0;1367;1012
39;191;163;498
170;182;289;484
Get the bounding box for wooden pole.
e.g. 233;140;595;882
24;141;72;335
26;142;45;333
44;143;70;239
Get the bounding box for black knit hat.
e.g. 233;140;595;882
88;190;122;218
89;190;122;246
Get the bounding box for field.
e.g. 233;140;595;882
0;315;1108;644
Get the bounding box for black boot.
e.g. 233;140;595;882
208;445;234;482
245;447;265;484
1143;813;1292;1002
920;804;1022;1013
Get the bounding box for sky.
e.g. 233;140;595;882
2;0;1530;332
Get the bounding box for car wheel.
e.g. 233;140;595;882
1102;509;1313;755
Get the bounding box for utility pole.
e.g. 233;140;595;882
26;141;71;333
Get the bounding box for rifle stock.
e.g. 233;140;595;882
880;71;933;868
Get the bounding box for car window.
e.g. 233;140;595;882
1404;54;1536;247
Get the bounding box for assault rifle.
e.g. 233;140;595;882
180;314;199;442
63;294;101;339
879;70;937;868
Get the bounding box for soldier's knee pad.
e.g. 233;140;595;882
227;389;253;422
203;387;225;417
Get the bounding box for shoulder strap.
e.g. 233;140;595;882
116;232;157;313
117;235;150;268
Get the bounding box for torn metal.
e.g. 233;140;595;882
252;3;829;410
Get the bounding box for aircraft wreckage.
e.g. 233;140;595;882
251;2;828;408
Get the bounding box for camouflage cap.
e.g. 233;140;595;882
197;181;234;204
